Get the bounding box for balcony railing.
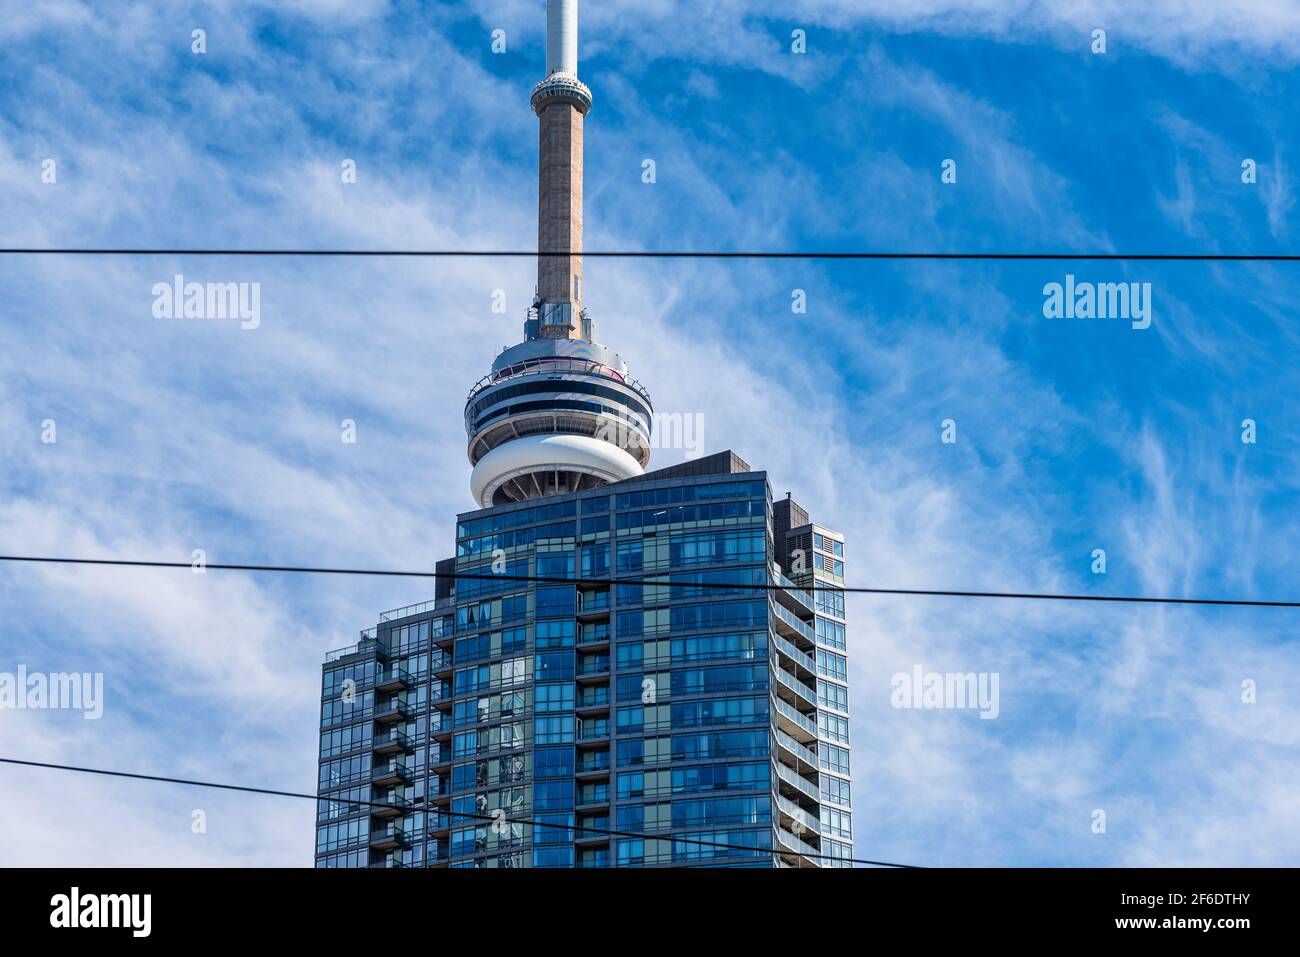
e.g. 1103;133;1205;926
373;728;415;755
374;698;413;723
774;728;818;768
775;791;820;837
371;759;414;788
379;597;452;622
369;823;411;850
578;688;610;709
324;634;381;662
577;591;611;614
577;656;611;676
775;825;821;864
772;565;815;613
774;760;819;803
577;753;611;774
771;633;816;674
773;665;818;709
465;357;653;410
375;664;413;693
771;601;815;644
773;696;818;743
577;849;611;867
369;791;412;818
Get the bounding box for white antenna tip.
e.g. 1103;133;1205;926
546;0;579;76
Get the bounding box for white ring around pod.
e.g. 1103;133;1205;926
469;432;644;507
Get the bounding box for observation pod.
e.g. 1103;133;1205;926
464;338;653;507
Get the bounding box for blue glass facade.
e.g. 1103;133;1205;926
316;455;851;868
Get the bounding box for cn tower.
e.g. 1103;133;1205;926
321;0;855;874
464;0;653;507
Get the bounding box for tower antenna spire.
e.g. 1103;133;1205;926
546;0;579;77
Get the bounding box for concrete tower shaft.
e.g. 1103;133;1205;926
531;0;591;341
536;97;584;332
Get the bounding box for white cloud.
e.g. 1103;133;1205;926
467;0;1300;74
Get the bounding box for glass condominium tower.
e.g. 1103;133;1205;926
314;1;854;869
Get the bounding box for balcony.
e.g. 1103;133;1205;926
577;623;610;647
577;687;611;713
576;590;611;618
369;790;412;819
576;752;611;777
426;785;451;806
379;597;454;622
368;850;409;869
465;356;653;411
775;792;820;838
773;664;818;710
430;651;453;677
429;681;453;712
577;655;610;680
771;601;815;646
324;634;382;663
774;728;818;775
371;759;414;788
773;696;817;744
774;760;819;805
374;664;413;693
771;633;816;678
775;826;821;868
373;728;415;756
369;823;411;851
577;717;610;742
771;564;815;616
374;698;412;724
576;784;610;808
576;816;610;846
425;841;449;866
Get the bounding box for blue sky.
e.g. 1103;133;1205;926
1;0;1298;866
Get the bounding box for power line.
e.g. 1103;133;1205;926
1;247;1298;261
0;757;912;868
1;554;1296;609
